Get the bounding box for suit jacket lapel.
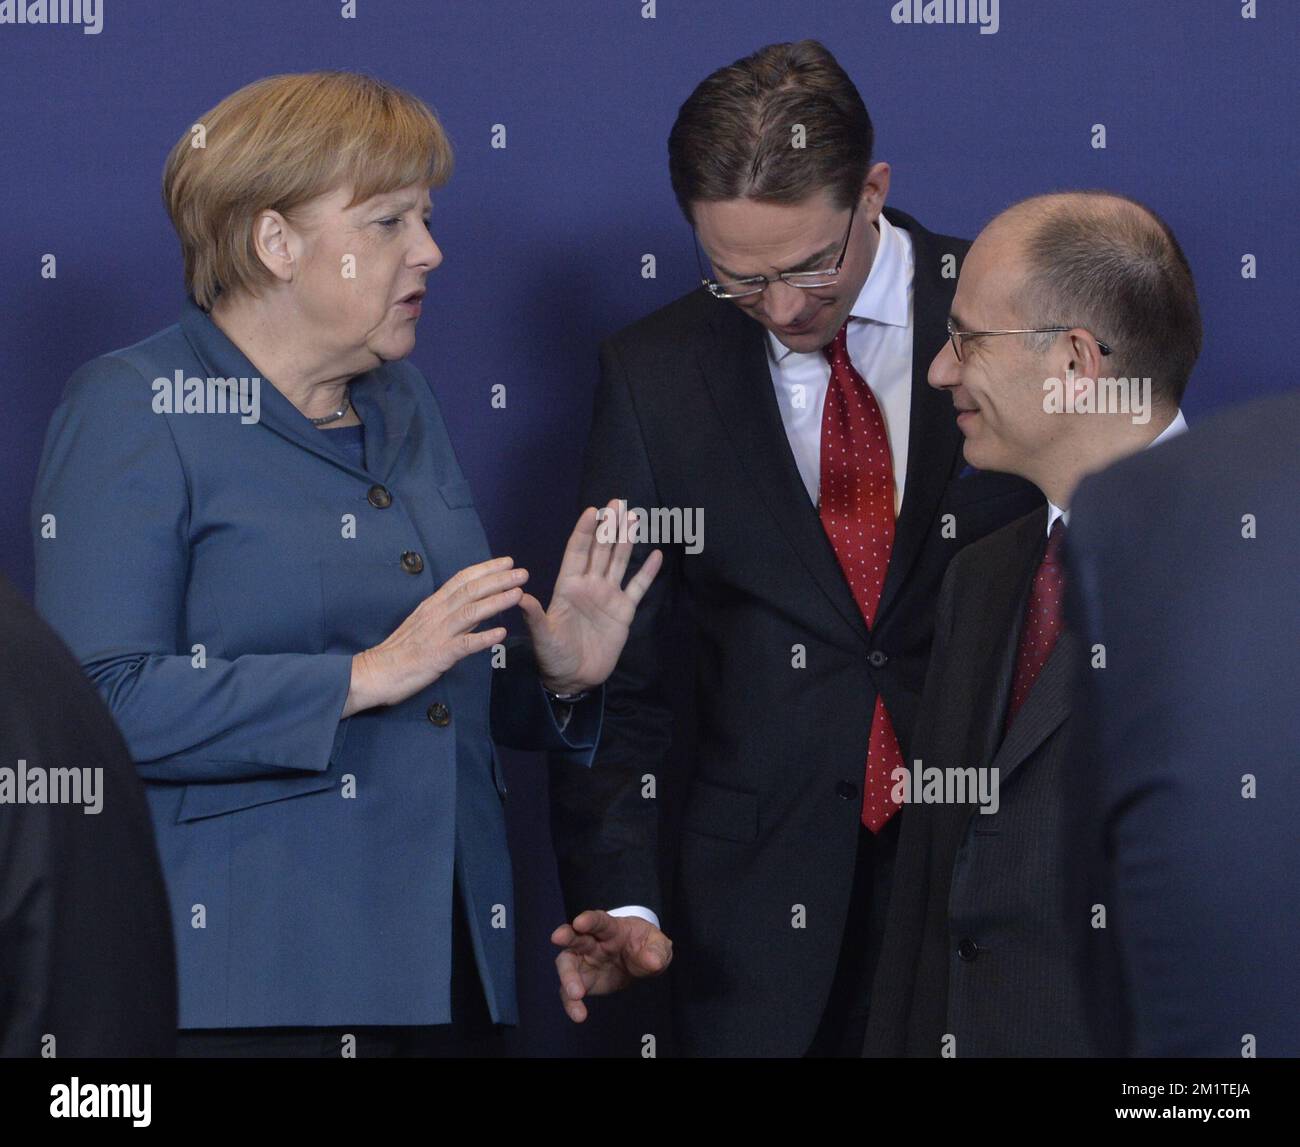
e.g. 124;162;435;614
875;209;964;625
350;374;417;485
959;506;1076;794
933;508;1046;843
964;508;1049;772
698;303;872;648
990;630;1077;786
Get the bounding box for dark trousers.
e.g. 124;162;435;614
176;877;503;1058
805;815;901;1057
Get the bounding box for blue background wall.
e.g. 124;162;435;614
1;0;1295;1055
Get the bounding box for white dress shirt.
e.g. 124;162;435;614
607;216;917;933
1046;408;1188;534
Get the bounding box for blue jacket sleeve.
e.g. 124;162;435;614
31;355;353;784
490;635;603;766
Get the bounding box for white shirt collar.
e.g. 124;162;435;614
1047;407;1188;534
766;211;911;364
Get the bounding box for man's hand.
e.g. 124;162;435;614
551;909;673;1022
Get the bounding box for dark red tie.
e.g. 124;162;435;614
1005;518;1067;730
818;321;903;833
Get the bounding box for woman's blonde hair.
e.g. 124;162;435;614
163;71;453;310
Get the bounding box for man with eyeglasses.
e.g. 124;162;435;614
864;190;1196;1057
547;39;1040;1058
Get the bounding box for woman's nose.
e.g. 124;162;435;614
416;232;443;270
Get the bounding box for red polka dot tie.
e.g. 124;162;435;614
1005;519;1067;731
818;320;903;833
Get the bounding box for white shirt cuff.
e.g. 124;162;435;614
607;904;660;930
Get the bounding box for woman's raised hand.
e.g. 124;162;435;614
343;555;527;717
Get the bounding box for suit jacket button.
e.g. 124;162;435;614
868;650;889;668
427;702;451;727
368;484;393;509
401;551;424;574
836;781;858;801
957;938;980;962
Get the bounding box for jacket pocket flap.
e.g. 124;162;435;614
682;778;758;843
176;770;337;823
438;478;475;508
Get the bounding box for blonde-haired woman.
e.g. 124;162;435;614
33;71;659;1057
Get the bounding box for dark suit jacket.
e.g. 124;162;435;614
863;505;1097;1058
550;207;1043;1057
0;574;177;1057
1065;391;1300;1057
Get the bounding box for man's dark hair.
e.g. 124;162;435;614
668;40;873;225
1013;192;1203;406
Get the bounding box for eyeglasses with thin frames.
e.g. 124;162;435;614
946;318;1113;362
696;202;858;299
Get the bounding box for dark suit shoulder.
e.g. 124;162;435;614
884;206;969;253
0;575;178;1056
946;504;1047;584
1075;393;1300;529
883;205;971;280
602;286;725;361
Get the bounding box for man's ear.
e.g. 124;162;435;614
1067;329;1106;383
860;162;891;221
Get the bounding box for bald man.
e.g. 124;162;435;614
862;192;1201;1057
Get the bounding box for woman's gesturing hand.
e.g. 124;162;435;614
517;499;664;695
343;555;528;717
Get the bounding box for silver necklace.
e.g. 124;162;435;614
309;392;352;426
